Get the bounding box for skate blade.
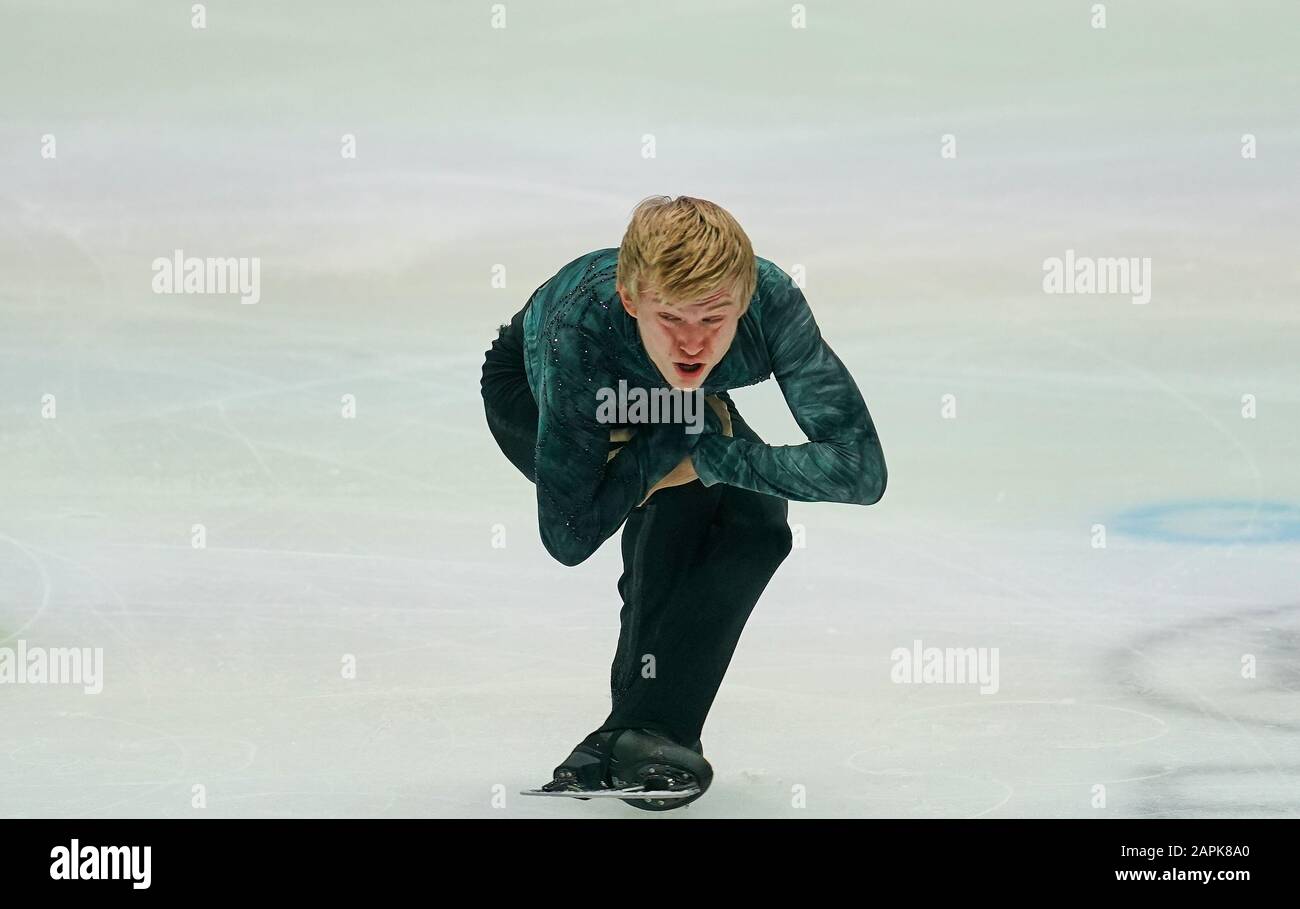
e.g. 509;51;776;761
521;785;701;799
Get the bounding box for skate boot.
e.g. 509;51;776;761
539;730;620;798
607;728;713;811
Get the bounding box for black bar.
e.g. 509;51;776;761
2;819;1283;894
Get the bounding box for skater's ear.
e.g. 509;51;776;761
617;284;640;318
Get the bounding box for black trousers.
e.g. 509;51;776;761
480;303;792;747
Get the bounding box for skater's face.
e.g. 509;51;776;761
618;283;744;390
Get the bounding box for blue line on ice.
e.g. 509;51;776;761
1112;500;1300;544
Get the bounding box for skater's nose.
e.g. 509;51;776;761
674;325;708;357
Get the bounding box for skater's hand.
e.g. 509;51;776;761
606;427;635;463
639;454;698;506
703;394;732;438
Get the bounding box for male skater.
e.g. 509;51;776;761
480;196;885;809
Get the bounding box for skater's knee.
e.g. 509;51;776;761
714;496;791;563
738;516;792;564
751;498;791;561
767;520;793;561
479;352;501;402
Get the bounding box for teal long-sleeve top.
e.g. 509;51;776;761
521;247;886;566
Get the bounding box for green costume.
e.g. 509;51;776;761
522;248;886;566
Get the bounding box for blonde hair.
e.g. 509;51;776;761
617;196;757;312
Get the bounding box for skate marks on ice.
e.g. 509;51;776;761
1109;602;1300;733
0;533;54;646
1107;602;1300;818
844;699;1171;818
831;602;1300;818
1124;763;1300;819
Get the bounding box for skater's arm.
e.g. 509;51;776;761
534;337;694;566
690;274;886;505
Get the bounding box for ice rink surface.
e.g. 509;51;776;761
1;1;1298;817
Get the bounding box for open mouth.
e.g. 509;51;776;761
673;362;704;376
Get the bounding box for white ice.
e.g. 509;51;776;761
1;0;1297;817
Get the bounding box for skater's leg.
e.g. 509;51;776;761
602;483;790;746
610;392;765;711
608;393;757;717
600;394;791;746
480;301;538;483
608;478;724;717
610;503;647;710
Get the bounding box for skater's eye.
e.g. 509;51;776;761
660;313;724;325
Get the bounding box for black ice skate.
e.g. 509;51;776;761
521;729;712;810
607;728;713;811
